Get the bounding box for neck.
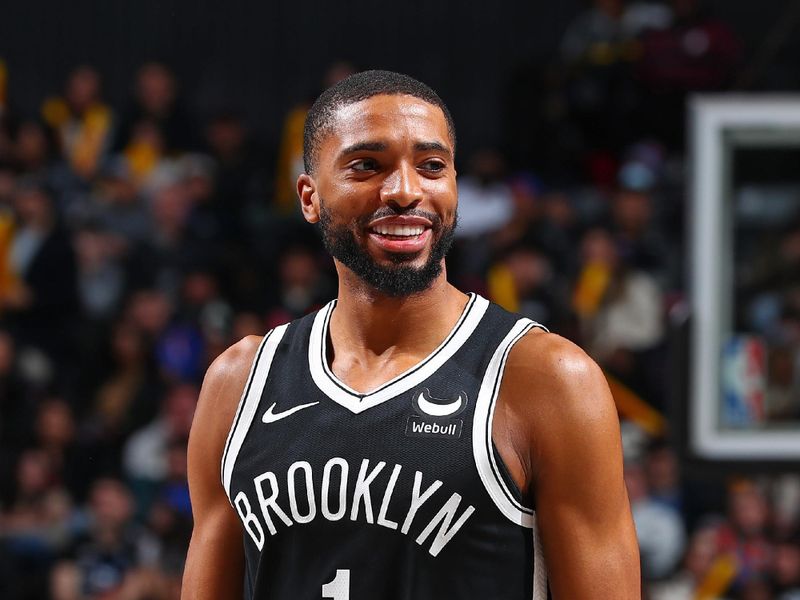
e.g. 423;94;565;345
330;263;467;358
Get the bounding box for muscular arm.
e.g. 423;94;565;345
182;336;263;600
497;333;640;599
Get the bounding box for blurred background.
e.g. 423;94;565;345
1;0;799;598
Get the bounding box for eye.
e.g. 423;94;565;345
419;159;446;173
349;158;379;172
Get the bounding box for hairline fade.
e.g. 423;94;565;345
302;69;456;175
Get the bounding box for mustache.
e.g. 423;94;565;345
357;207;443;229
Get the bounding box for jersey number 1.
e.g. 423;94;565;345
322;569;350;599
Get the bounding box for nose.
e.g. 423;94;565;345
380;162;422;209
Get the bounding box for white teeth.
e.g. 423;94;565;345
374;224;425;236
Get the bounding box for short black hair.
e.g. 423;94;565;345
303;69;456;175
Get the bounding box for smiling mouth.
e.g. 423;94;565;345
370;223;428;239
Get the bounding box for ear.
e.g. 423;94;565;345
297;173;319;223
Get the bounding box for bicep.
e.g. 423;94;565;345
183;496;245;599
505;336;640;599
534;423;640;598
182;338;261;600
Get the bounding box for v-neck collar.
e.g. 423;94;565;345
308;293;489;414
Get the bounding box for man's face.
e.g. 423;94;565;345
304;94;457;297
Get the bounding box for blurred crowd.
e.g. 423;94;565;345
0;0;799;598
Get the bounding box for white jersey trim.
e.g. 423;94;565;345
221;324;288;501
308;293;489;414
532;514;549;600
473;317;542;527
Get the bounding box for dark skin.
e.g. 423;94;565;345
182;94;640;599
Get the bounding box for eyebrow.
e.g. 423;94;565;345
339;141;388;158
414;141;453;160
337;140;453;161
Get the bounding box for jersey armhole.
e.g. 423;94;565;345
472;318;547;528
490;442;534;509
221;325;289;502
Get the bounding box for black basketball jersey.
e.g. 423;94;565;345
222;293;550;599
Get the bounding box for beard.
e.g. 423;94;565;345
318;201;456;298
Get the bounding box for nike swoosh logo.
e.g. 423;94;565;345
262;401;319;424
417;391;465;417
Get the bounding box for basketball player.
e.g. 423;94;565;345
182;70;640;599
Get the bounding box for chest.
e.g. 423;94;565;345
239;351;483;482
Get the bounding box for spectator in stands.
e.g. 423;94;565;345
489;176;581;283
204;111;269;241
41;66;113;180
645;440;683;513
12;120;54;179
55;478;157;600
115;63;195;154
123;383;197;516
625;459;686;579
2;181;78;369
116;119;172;193
142;176;213;300
124;289;173;342
84;320;161;476
140;440;192;589
74;222;128;322
649;524;720;599
0;447;75;599
451;148;515;288
487;243;560;326
179;153;222;246
264;244;331;329
772;476;800;539
573;228;664;367
455;148;515;240
612;143;675;287
176;265;234;366
155;317;205;384
773;534;800;599
540;190;583;273
32;399;85;500
711;480;774;592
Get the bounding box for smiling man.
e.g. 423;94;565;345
182;70;640;599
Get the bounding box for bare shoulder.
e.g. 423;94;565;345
202;335;264;398
500;329;618;442
207;335;263;381
187;334;265;505
193;335;265;448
